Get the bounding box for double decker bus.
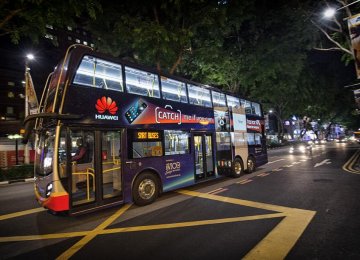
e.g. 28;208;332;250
24;44;267;215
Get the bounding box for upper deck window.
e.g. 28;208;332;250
212;91;226;107
188;84;212;107
161;77;187;103
251;102;262;116
125;67;160;98
241;99;252;114
73;56;123;91
226;95;240;108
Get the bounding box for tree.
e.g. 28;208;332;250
88;0;227;74
0;0;101;44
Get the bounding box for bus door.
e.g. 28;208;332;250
69;129;123;210
193;133;215;180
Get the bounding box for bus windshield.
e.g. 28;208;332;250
35;129;56;177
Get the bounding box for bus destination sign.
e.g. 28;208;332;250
135;131;161;140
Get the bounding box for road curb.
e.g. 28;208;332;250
0;178;34;185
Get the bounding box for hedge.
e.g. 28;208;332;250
0;165;34;182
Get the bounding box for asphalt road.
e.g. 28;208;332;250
0;142;359;259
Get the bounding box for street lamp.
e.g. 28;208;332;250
24;53;35;164
26;54;34;61
8;134;23;165
323;0;360;18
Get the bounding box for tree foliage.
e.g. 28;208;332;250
88;0;227;74
0;0;101;44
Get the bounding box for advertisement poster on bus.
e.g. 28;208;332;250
64;88;215;131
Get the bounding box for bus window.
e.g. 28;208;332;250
161;77;188;103
247;133;255;145
70;130;95;205
73;55;123;91
226;95;240;108
212;91;226;107
132;141;163;158
188;84;212;107
255;133;262;145
101;131;122;199
164;130;190;155
35;129;56;177
251;102;262;116
125;66;160;98
242;100;252;114
58;128;67;178
216;132;231;151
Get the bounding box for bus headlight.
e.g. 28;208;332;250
46;183;53;197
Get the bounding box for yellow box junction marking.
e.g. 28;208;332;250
0;208;46;221
0;190;316;259
343;149;360;174
177;190;316;260
56;203;132;260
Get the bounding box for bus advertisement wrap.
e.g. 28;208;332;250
64;87;215;131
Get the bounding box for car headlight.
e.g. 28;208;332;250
289;147;294;153
299;145;306;152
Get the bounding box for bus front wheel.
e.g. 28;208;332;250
232;158;244;178
133;172;159;206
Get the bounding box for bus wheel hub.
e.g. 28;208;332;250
139;179;155;199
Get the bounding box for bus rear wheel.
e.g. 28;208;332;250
247;156;256;173
133;172;159;206
232;158;244;178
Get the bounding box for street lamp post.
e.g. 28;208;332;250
24;53;34;164
8;134;23;165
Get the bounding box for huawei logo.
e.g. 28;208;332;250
95;96;118;115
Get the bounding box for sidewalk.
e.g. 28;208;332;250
0;178;34;185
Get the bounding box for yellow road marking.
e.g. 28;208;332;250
56;203;132;260
177;189;296;213
0;189;316;259
0;231;88;243
257;173;270;177
244;208;315;259
101;213;286;234
237;179;252;185
342;149;360;174
0;207;46;221
178;189;316;259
